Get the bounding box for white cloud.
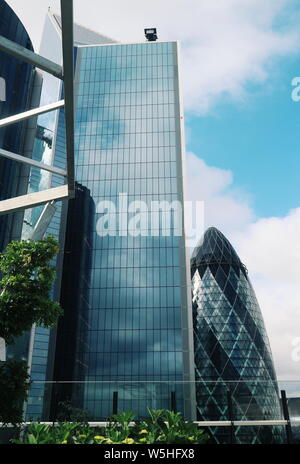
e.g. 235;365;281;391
233;210;300;284
233;209;300;380
187;152;300;380
80;0;300;114
179;0;300;113
6;0;300;114
186;152;255;240
79;0;300;114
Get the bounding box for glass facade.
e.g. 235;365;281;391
0;0;35;251
50;41;195;420
191;227;283;443
24;11;117;421
51;182;94;418
21;11;64;420
0;0;41;383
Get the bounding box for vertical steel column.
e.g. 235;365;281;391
171;391;177;413
112;391;118;415
60;0;75;198
281;390;293;444
227;389;235;444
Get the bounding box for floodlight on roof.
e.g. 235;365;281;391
144;28;158;42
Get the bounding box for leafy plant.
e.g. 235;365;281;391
52;422;80;444
11;410;209;445
12;422;84;445
0;236;62;425
0;235;63;344
11;423;54;444
103;410;136;443
137;409;208;444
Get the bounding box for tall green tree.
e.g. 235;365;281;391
0;235;63;344
0;236;63;424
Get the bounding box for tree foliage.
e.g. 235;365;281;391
0;360;31;424
0;235;63;344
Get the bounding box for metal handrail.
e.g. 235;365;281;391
1;419;299;428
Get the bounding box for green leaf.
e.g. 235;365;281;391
0;236;63;344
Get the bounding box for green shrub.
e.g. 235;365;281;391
11;409;209;444
135;409;208;444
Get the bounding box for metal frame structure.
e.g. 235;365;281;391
0;0;75;217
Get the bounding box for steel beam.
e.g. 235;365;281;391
233;420;288;426
0;35;63;79
0;100;64;128
0;148;67;177
281;390;293;444
0;185;69;215
30;201;57;240
0;338;5;362
60;0;75;198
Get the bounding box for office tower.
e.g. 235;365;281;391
0;0;40;251
49;38;195;421
191;227;283;443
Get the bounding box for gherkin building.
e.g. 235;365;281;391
191;227;283;444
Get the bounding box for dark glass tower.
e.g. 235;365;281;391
49;183;95;419
191;227;283;444
0;0;38;251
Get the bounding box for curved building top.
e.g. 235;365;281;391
0;0;34;51
191;226;246;271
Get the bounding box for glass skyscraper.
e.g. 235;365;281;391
191;227;283;443
50;39;195;421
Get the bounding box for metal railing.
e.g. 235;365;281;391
2;380;300;444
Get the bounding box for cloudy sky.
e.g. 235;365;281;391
6;0;300;381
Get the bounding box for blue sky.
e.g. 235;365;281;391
186;52;300;219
